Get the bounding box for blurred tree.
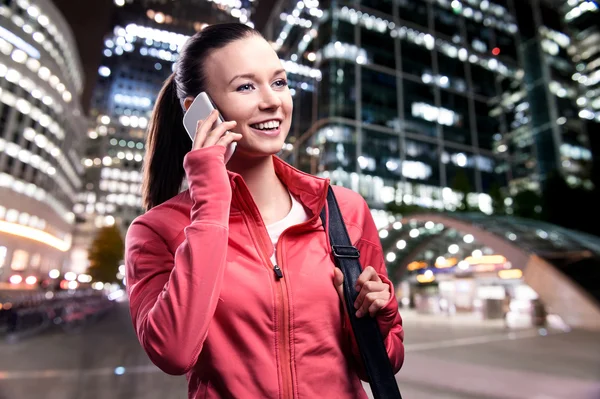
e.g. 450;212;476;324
87;225;124;284
541;170;571;227
541;170;600;236
512;190;542;219
385;201;430;216
450;170;472;211
489;182;505;215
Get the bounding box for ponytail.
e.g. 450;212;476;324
141;74;191;211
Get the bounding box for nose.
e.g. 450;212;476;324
258;87;282;111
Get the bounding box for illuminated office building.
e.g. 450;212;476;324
0;0;86;283
70;0;253;273
563;0;599;119
261;0;595;215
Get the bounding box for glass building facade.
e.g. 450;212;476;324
261;0;596;213
0;0;86;283
70;0;252;273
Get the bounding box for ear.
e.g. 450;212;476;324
183;97;194;111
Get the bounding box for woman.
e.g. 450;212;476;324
125;23;404;398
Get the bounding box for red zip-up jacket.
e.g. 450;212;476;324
125;146;404;398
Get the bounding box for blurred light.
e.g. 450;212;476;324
407;261;427;271
25;276;37;285
393;222;402;230
425;221;435;229
463;234;474;243
77;274;92;283
10;275;23;284
492;47;500;56
99;66;111;77
67;280;78;290
435;257;457;268
396;240;406;250
386;252;396;262
448;244;459;254
0;25;41;59
472;249;483;258
465;254;506;265
0;220;71;251
379;230;388;239
498;269;523;279
92;282;104;290
409;229;420;238
114;367;126;375
458;260;469;270
64;272;77;281
49;269;60;279
417;269;435;283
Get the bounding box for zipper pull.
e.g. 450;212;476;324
273;265;284;279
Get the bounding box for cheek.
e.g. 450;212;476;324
283;96;293;118
222;101;254;123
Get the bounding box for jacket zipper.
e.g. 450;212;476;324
272;192;329;399
234;189;294;399
234;183;329;399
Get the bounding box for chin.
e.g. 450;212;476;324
236;140;286;158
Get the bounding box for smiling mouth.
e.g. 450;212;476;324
249;120;281;131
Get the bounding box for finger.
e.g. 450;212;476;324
368;298;389;317
216;132;243;148
203;120;238;147
192;119;208;150
357;291;388;318
354;281;388;310
355;266;381;292
333;267;344;301
194;109;220;145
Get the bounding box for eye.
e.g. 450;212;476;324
273;79;288;88
236;83;254;92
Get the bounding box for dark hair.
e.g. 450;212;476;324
142;23;260;210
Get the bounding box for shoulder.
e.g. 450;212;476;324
330;185;370;219
329;185;373;239
126;191;192;250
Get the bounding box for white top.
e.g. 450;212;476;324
266;191;310;266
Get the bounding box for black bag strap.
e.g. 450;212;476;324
320;186;402;399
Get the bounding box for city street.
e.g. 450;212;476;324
0;303;599;399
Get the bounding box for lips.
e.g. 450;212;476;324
249;119;281;130
249;124;281;137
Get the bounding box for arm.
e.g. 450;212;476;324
126;147;230;375
344;199;405;380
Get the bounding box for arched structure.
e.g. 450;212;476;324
377;213;600;331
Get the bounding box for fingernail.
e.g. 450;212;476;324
355;285;360;292
355;310;362;318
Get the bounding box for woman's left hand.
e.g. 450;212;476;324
334;266;391;318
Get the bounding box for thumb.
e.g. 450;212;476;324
333;267;345;301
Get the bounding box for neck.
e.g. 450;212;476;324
228;155;291;224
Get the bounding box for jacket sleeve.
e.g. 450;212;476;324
345;198;405;380
125;146;231;375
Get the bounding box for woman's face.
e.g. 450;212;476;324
203;35;293;159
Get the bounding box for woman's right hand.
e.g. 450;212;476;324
192;109;242;151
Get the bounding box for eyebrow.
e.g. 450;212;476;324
228;68;287;85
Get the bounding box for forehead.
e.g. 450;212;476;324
204;36;283;85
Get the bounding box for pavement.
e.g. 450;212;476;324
0;304;599;399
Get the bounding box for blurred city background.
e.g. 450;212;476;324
0;0;599;397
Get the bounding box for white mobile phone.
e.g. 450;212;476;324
183;92;237;164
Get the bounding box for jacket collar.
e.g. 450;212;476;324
227;156;330;219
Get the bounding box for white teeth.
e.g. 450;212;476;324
253;120;280;130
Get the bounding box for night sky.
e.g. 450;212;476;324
51;0;115;115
